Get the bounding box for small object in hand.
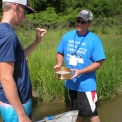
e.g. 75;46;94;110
54;67;72;80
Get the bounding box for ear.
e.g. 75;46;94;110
13;4;19;12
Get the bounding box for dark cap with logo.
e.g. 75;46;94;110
77;10;93;22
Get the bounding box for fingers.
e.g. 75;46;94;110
70;75;75;79
36;28;47;32
36;28;47;36
54;65;60;69
35;28;47;41
71;69;75;72
70;69;78;79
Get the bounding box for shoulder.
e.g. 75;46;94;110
88;31;99;38
88;31;102;43
0;23;18;42
63;30;76;38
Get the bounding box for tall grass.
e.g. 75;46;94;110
16;26;122;103
97;34;122;99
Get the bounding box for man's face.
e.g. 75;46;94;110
15;4;27;26
76;17;91;34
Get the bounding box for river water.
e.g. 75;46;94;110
0;95;122;122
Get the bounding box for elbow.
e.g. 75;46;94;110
96;61;103;69
98;65;102;69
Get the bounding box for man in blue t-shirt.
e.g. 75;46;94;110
0;0;46;122
54;10;106;122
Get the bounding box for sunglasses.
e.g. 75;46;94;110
76;19;87;25
19;5;28;14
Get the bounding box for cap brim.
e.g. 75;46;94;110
78;15;88;22
25;6;36;14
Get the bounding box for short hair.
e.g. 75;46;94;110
2;2;13;12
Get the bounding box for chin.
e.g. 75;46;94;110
77;26;82;30
77;28;82;32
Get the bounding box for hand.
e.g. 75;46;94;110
35;28;47;43
18;113;32;122
54;64;61;69
70;69;81;79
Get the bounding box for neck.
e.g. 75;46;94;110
1;12;15;28
77;30;88;35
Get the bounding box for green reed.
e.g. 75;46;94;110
97;34;122;99
16;27;122;103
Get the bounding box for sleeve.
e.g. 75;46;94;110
91;37;106;62
0;33;17;62
57;35;65;54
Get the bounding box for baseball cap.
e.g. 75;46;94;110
77;10;93;22
2;0;36;14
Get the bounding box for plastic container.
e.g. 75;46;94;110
37;110;78;122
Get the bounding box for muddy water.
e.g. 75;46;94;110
32;95;122;122
0;95;122;122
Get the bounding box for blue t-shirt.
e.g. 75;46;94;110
57;30;106;92
0;23;32;104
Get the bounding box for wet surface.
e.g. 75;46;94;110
32;95;122;122
0;95;122;122
32;100;72;122
98;95;122;122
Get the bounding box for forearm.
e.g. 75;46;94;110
24;28;46;58
56;53;64;67
24;41;39;57
71;60;104;79
79;60;103;74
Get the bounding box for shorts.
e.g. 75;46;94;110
68;89;98;117
0;98;32;122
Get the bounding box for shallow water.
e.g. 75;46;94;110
32;95;122;122
1;95;122;122
97;95;122;122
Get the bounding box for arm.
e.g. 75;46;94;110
24;28;46;57
71;60;104;79
0;62;31;122
54;52;64;68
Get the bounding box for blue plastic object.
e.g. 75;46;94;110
37;116;54;122
44;116;55;120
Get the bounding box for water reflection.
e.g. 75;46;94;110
0;95;122;122
98;94;122;122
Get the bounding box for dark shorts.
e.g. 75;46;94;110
68;89;98;117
